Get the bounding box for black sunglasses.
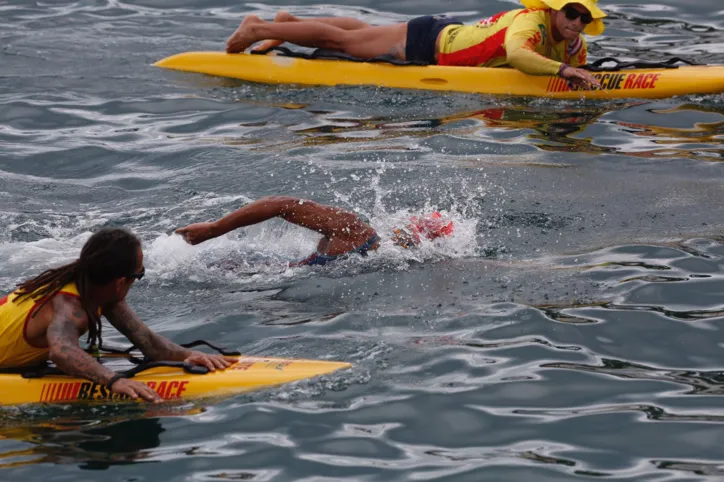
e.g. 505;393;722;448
127;266;145;281
563;5;593;24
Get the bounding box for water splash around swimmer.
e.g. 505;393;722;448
145;199;479;287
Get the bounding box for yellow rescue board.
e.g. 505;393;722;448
154;51;724;100
0;357;351;406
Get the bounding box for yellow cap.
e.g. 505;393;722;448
520;0;607;36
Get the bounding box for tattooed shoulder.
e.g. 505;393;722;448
50;293;89;329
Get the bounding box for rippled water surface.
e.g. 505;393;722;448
2;0;724;480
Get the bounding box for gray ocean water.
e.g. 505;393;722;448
2;0;724;480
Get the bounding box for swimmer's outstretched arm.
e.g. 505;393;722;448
176;196;370;245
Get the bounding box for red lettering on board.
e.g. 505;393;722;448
649;73;660;88
167;381;179;399
157;381;168;398
177;381;189;398
640;73;652;89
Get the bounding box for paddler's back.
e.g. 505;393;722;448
0;282;86;368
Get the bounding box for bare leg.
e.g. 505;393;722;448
254;11;372;51
226;15;408;60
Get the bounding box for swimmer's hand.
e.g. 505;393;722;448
560;64;601;90
175;222;217;245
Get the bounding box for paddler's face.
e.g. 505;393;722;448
115;246;145;301
554;3;591;40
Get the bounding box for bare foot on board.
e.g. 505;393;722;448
252;11;296;52
226;15;265;53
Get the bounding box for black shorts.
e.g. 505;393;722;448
405;15;463;65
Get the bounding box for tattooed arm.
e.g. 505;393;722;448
104;300;232;371
47;295;116;385
47;294;161;402
104;300;191;361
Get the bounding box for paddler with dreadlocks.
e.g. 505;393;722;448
0;228;232;402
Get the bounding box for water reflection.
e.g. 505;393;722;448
654;460;724;477
0;407;200;469
543;358;724;396
611;104;724;161
217;99;724;162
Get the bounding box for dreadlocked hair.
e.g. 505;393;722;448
15;228;142;350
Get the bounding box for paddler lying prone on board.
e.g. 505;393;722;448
226;0;605;90
0;228;233;403
176;196;454;266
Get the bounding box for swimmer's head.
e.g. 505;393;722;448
391;212;454;248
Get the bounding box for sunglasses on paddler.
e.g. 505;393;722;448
562;5;593;24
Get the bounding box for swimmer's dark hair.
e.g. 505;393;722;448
15;228;141;349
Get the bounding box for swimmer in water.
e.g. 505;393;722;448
175;196;454;266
